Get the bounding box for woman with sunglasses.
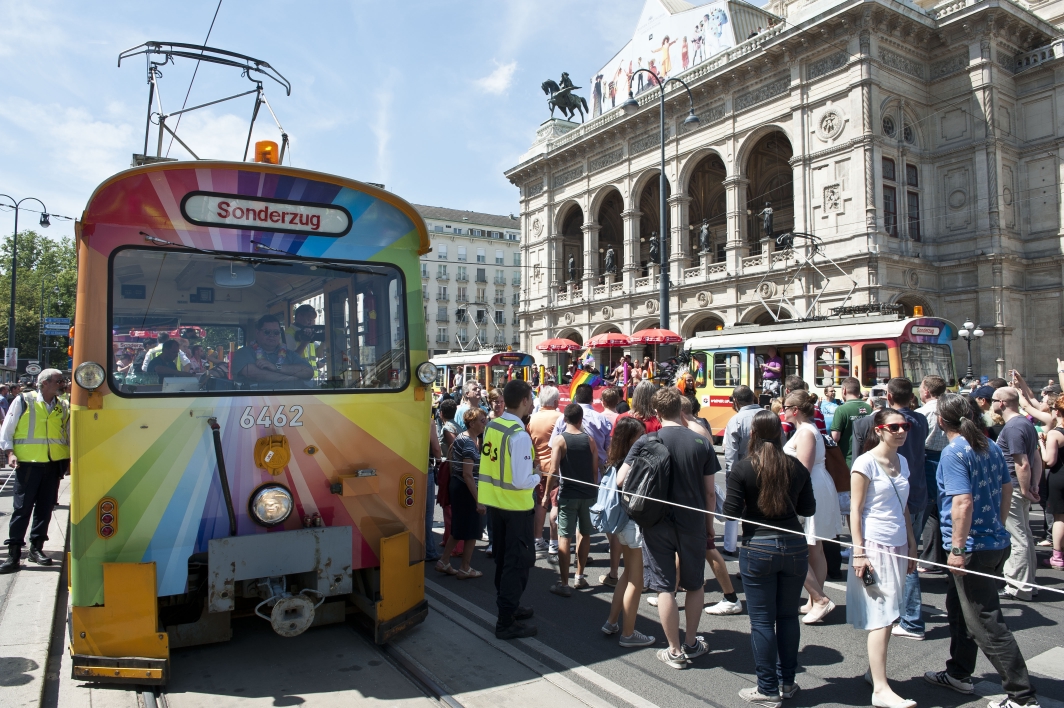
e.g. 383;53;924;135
848;408;918;708
782;390;843;625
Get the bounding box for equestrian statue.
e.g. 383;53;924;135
542;72;589;123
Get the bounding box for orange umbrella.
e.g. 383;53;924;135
535;338;582;352
630;328;683;344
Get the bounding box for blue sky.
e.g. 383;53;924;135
0;0;692;241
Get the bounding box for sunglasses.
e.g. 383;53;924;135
261;329;282;336
875;422;911;433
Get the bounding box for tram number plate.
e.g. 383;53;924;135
239;405;304;429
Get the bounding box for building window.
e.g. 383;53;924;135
453;228;463;235
455;307;466;321
494;269;505;285
513;252;521;266
473;229;483;237
491;231;501;238
476;248;485;263
494;311;505;325
457;246;467;261
495;249;504;264
456;286;467;303
456;266;467;281
437;264;447;277
438;244;448;259
882;157;895;181
475;268;486;283
512;292;519;306
907;191;921;242
476;287;486;303
905;164;918;187
420;263;428;278
883;188;897;237
434;225;444;233
437;327;448;343
494;289;504;304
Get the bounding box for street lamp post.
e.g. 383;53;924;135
622;75;700;331
0;195;51;353
37;274;62;364
957;318;984;385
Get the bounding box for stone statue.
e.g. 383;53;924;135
604;247;617;274
567;253;577;283
648;232;660;265
698;219;711;253
757;202;774;239
541;72;590;123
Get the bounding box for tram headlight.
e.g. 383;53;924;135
416;361;438;385
248;483;294;527
74;361;106;391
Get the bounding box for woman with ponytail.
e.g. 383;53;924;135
922;392;1039;706
724;410;815;703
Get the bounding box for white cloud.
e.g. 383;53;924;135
370;89;392;186
475;61;518;95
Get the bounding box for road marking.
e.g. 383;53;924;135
425;579;660;708
1026;646;1064;680
976;681;1064;708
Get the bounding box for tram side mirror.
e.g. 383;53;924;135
215;263;256;288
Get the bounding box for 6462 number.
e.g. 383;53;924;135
239;405;304;429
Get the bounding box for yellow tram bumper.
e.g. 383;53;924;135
70;562;169;685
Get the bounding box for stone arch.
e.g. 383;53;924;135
556;202;584;286
681;313;725;338
593;186;624;280
633;317;661;333
591;322;623;337
740;304;795;324
878;98;923;147
556;328;584;346
739;129;794;255
635;170;672;275
685;152;729;263
891;292;934;317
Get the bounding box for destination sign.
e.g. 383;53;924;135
181;192;352;236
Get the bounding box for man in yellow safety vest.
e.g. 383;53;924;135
0;369;70;573
284;304;325;377
478;379;541;639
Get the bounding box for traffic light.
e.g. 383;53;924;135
68;326;74;358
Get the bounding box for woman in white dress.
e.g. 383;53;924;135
848;408;918;708
783;390;843;625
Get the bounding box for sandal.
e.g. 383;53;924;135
455;567;483;579
434;560;457;575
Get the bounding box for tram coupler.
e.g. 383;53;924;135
252;575;325;637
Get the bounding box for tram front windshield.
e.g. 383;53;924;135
901;343;956;387
110;249;408;394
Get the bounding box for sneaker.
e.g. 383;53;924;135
599;573;618;587
705;598;743;615
535;539;549;556
648;596;659;607
550;582;573;598
601;620;620;635
574;575;590;590
923;670;974;695
656;648;688;669
779;684;799;699
495;620;537;639
891;624;925;641
738;687;783;706
987;698;1041;708
619;630;656;648
682;636;709;660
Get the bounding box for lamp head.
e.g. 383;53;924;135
958;328;969;338
683;110;700;126
963;320;974;330
973;328;984;338
39;213;50;228
621;92;639;115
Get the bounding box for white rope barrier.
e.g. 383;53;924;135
430;454;1063;598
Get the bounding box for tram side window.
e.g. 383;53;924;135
713;351;742;387
861;343;891;387
901;343;957;387
110;248;408;395
814;346;851;387
691;352;708;388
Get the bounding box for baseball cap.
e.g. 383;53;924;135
972;385;995;400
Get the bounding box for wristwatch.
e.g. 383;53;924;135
950;546;965;556
275;362;283;371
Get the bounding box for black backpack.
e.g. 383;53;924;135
620;433;672;528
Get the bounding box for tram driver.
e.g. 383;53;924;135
759;345;784;396
146;339;200;382
284;304;326;378
232;314;315;389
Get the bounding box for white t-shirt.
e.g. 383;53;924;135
851;451;910;547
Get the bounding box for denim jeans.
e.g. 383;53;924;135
740;535;810;694
945;547;1037;704
899;497;926;633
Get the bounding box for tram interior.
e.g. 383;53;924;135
110;249;409;393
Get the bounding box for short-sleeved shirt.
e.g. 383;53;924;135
146;355;182;378
450;433;481;482
454;403;489;432
231;345;311;386
851;452;910;547
623;425;719;534
937;437;1012;552
762;355;783;380
997;415;1039;485
528;409;563;474
830;399;872;466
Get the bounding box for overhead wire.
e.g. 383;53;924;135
165;0;224;158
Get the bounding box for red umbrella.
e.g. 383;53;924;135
586;332;631;348
631;328;683;344
535;338;583;352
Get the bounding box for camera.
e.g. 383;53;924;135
293;325;326;343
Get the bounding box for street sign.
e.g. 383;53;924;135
3;349;16;368
25;364;41;375
43;329;70;337
44;317;71;326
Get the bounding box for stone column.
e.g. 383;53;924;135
668;194;692;281
724;176;749;273
582;221;601;300
859;30;877;236
621;208;642;291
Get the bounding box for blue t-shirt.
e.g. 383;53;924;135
936;436;1012;552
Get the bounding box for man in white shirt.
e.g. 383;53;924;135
141;332;191;372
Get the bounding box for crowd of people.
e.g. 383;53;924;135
427;366;1062;708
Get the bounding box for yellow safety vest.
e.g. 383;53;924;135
285;327;319;370
478;417;535;511
144;346;183;371
12;391;70;462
